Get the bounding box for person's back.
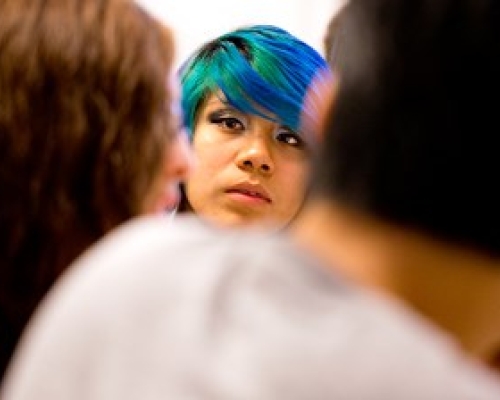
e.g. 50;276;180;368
2;217;500;399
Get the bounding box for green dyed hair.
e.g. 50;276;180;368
179;24;330;139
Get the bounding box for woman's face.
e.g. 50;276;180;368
184;93;312;230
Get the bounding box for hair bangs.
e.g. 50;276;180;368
180;56;217;136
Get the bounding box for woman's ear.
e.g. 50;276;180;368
300;69;338;144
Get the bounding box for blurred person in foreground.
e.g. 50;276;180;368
3;0;500;398
0;0;191;380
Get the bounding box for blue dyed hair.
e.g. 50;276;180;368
179;25;330;139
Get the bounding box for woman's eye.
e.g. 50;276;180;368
276;130;303;147
210;116;244;131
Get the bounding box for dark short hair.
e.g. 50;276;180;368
314;0;500;256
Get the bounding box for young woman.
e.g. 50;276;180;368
177;25;331;231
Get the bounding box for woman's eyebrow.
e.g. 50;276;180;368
205;102;241;115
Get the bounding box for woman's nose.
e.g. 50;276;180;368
235;136;274;175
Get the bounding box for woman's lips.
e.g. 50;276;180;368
225;182;271;204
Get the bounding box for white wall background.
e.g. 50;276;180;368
137;0;345;69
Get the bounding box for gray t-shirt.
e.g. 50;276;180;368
3;216;500;399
